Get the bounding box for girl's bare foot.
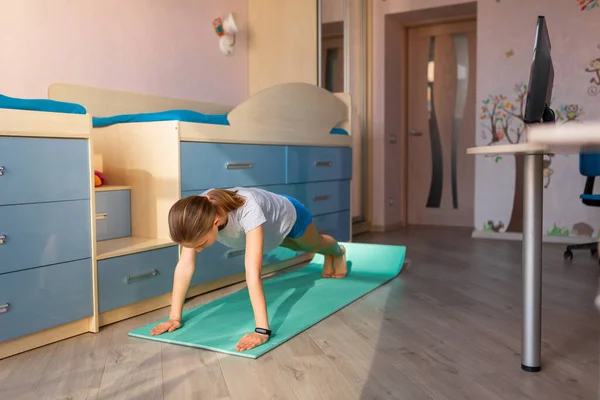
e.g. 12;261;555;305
332;245;347;278
322;254;335;278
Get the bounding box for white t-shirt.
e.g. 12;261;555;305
200;187;297;252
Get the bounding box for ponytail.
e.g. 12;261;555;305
205;188;246;213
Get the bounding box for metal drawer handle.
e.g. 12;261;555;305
315;161;332;167
226;162;254;170
227;249;245;258
0;235;6;245
96;212;108;220
313;195;330;202
0;166;4;176
0;303;9;314
125;269;158;284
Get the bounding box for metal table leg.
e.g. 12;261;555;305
521;153;543;372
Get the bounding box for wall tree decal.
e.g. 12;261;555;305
480;83;528;232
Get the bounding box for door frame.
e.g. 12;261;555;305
388;11;478;226
404;19;477;227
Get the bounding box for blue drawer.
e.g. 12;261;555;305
286;146;352;184
191;241;247;286
95;190;131;241
192;241;302;286
0;258;93;343
313;210;351;242
0;200;91;275
97;246;179;313
0;137;90;206
180;142;286;191
258;181;350;217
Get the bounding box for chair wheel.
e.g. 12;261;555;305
564;250;574;260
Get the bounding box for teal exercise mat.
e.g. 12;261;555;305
128;242;406;359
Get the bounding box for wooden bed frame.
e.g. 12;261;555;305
49;82;353;147
1;81;353;359
0;107;90;139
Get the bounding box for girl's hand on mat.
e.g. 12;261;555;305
150;319;181;336
236;332;269;352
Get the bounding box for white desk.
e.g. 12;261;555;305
528;123;600;151
468;123;600;373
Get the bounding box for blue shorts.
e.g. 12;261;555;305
281;194;313;239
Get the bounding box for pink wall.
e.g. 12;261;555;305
372;0;600;238
0;0;248;106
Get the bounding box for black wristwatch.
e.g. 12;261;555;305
255;327;272;336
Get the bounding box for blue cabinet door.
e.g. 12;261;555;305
95;190;132;241
0;258;93;343
191;241;247;286
0;137;90;206
97;246;179;313
0;200;91;275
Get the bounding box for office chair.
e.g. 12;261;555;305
564;152;600;263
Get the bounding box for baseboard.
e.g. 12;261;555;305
371;221;405;232
472;230;598;245
352;220;371;235
0;318;91;360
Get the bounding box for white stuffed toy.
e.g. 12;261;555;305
213;13;239;57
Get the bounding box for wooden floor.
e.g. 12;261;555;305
1;227;599;399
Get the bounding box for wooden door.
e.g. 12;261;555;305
407;20;476;228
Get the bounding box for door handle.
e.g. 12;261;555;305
226;249;245;258
226;162;254;170
125;269;158;283
409;130;423;136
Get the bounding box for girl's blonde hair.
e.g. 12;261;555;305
168;189;246;244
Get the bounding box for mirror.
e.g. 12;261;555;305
318;0;369;228
319;0;347;92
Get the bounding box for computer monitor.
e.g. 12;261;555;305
523;16;555;125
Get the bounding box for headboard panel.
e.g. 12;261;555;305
48;83;234;117
228;82;351;134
